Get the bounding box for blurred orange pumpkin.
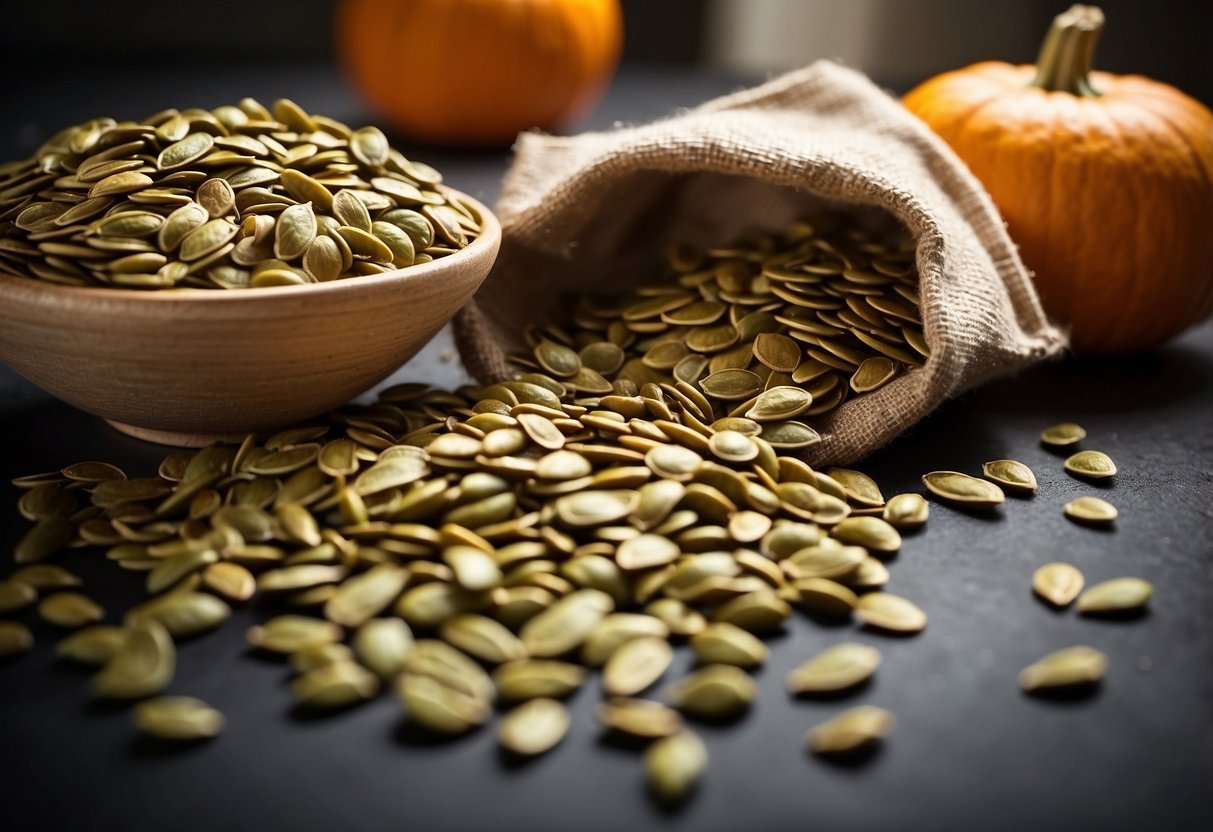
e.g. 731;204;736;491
903;5;1213;353
336;0;623;147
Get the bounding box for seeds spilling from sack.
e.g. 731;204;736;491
3;213;1146;807
0;99;479;289
509;217;929;433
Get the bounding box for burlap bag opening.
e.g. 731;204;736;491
454;61;1066;466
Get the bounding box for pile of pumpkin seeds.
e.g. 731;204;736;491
510;216;929;432
0;219;1153;805
0;99;479;289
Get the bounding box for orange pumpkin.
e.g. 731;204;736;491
336;0;623;147
903;4;1213;353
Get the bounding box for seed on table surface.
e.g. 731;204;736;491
597;697;684;739
646;731;707;805
56;625;129;664
201;562;256;602
397;673;489;734
494;659;588;702
126;592;230;639
520;589;614;657
582;613;670;666
806;705;893;756
666;664;756;720
290;643;355;674
603;636;674;697
1019;646;1107;693
1077;578;1153;615
786;643;881;695
247;615;343;654
855;593;927;634
293;660;380;709
1064;450;1117;480
133;696;225;741
981;459;1037;494
440;614;526;665
92;620;175;700
1040;422;1086;448
1063;496;1118;525
826;468;885;507
882;493;928;529
10;564;82;591
0;579;37;614
38;592;105;628
0;621;34;657
921;471;1005;509
829;516;901;554
794;578;859;618
1032;563;1084;607
15;516;73;563
689;622;768;668
354;617;414;681
498;698;570;757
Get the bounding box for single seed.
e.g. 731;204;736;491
1019;646;1107;693
133;696;225;741
497;698;570;757
1064;450;1117;480
806;705;893;755
981;459;1038;493
646;731;708;805
1077;578;1153;615
1041;422;1086;447
1032;563;1084;607
786;643;880;694
1064;496;1118;525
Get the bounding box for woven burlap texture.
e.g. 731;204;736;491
454;61;1066;466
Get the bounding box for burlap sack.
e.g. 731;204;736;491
454;61;1066;466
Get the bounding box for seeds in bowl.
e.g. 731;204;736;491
0;99;479;290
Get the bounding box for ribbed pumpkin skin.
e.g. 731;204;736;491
904;63;1213;353
336;0;622;147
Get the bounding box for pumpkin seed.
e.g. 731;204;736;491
494;659;587;702
1077;578;1153;615
597;697;684;738
1040;422;1086;447
981;459;1038;493
806;705;893;755
0;579;37;615
397;673;489;733
646;731;707;804
247;615;342;654
855;593;927;633
882;493;928;528
10;564;82;591
0;621;34;657
92;620;175;699
324;564;406;628
786;643;881;694
1064;450;1117;480
520;589;613;657
38;592;105;628
354;617;414;680
603;636;674;696
689;622;768;668
1032;563;1084;607
921;471;1005;508
795;578;859;618
56;625;129;665
1063;496;1118;525
666;664;756;720
1019;646;1107;692
440;613;526;664
293;660;380;709
497;698;570;757
133;696;224;740
829;516;901;554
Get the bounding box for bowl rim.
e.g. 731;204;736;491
0;188;500;303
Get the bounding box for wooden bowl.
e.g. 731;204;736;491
0;192;500;447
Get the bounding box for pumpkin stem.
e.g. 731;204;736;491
1030;4;1104;97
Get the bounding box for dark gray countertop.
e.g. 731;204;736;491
1;65;1211;832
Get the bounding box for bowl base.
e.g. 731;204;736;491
106;420;250;448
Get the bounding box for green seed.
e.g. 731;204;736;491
1064;450;1117;480
646;731;707;805
133;696;225;740
1019;646;1107;692
1077;578;1152;615
806;705;893;755
786;643;880;694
